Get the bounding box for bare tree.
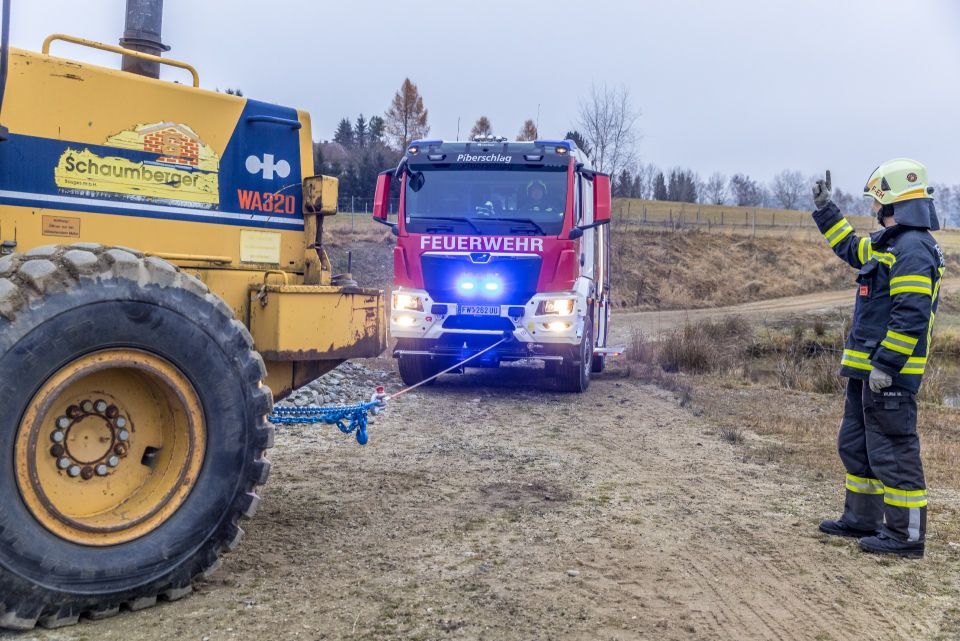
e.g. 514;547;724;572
634;163;656;200
470;116;493;139
729;174;764;206
517;119;538;141
771;170;806;209
576;84;640;177
833;188;856;214
384;78;430;151
931;183;958;227
702;172;727;205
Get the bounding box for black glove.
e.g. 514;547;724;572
812;170;832;210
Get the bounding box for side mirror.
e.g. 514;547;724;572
373;172;392;221
593;173;612;222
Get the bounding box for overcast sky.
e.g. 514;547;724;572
10;0;960;193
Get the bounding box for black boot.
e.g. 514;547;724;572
859;532;924;558
818;519;878;538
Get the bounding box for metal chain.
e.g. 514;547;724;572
268;337;509;444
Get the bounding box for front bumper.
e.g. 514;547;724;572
390;287;586;355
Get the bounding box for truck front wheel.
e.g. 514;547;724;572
557;320;593;393
397;354;441;387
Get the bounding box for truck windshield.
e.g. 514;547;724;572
404;166;568;236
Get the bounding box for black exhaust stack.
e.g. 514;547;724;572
119;0;169;79
0;0;11;141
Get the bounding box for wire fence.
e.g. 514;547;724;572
610;200;960;249
335;197;399;231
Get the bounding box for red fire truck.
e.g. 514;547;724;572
372;137;613;392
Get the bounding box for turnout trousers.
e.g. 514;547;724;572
838;378;927;542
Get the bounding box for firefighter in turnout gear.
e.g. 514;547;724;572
813;159;944;558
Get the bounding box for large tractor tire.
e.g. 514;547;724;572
0;244;273;630
557;319;593;393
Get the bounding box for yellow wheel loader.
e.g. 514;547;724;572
0;0;384;629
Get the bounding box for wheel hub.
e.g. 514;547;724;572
15;349;206;546
50;399;131;480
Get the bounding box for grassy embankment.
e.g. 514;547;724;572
614;198;960;252
327;201;960;311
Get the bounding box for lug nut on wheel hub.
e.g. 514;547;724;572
50;398;131;481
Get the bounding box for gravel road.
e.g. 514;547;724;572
20;356;960;641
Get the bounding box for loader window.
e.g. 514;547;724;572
405;166;568;235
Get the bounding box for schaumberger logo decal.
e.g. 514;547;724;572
54;122;220;208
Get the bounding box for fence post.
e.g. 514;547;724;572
721;211;724;226
752;210;757;237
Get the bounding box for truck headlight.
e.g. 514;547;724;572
537;298;575;316
393;292;423;311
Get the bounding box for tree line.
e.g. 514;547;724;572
611;165;960;223
315;78;959;225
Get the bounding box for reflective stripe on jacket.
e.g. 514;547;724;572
813;202;945;393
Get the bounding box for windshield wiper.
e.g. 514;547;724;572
412;216;483;235
490;217;546;235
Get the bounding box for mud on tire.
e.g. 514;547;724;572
0;244;273;630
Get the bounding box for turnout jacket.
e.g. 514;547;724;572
813;202;945;393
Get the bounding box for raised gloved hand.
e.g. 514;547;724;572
812;170;832;210
869;367;893;393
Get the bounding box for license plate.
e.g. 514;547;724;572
459;305;500;316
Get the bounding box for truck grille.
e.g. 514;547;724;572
421;254;541;305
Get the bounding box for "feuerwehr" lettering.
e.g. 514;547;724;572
419;235;544;253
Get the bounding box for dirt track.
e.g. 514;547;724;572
611;277;960;342
19;363;960;641
15;281;960;641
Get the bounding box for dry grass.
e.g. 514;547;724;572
609;230;850;311
614;198;859;228
625;315;960;538
612;198;960;252
627;317;751;374
323;214;394;246
697;384;960;523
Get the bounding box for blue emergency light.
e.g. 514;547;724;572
457;275;503;295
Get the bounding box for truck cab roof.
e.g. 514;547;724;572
405;139;590;169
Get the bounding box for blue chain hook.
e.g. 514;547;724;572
268;389;387;445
